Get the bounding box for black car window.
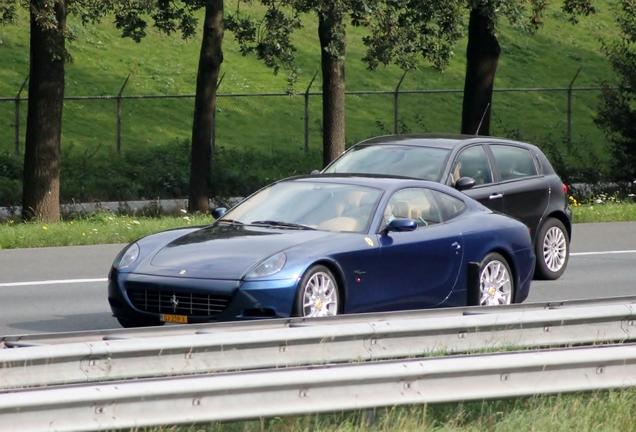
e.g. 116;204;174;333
324;145;450;181
490;145;538;181
430;190;467;222
381;187;443;230
451;145;493;186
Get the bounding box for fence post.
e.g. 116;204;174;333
393;70;408;134
211;72;225;151
566;66;582;153
14;75;29;154
304;71;318;154
117;74;131;154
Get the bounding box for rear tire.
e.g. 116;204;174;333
534;218;569;280
116;317;165;328
293;265;340;317
479;253;514;306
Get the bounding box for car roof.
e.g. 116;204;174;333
280;173;469;200
354;133;540;151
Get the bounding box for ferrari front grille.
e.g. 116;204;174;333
127;288;230;317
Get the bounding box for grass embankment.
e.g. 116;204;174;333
0;1;622;169
135;390;636;432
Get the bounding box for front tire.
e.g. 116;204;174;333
479;253;514;306
534;218;569;280
294;265;340;317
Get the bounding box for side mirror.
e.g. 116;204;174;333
455;176;476;191
385;218;417;233
211;207;227;219
310;169;321;175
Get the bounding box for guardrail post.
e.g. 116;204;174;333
117;74;131;154
394;71;407;134
567;66;582;153
14;75;29;154
304;71;318;154
212;72;225;151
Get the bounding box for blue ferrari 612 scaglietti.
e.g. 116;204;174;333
108;175;535;328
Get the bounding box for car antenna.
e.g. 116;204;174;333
475;102;491;136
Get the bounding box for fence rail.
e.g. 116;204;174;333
0;83;613;156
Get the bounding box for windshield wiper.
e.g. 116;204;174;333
216;219;244;225
250;220;316;230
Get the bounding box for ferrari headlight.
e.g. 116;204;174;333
114;243;140;269
247;252;286;278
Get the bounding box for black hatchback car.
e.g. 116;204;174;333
321;133;572;280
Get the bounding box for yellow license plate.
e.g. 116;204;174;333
161;314;188;324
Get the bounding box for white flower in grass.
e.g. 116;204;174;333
133;220;140;225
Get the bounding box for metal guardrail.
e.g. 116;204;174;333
1;296;635;390
2;343;636;432
5;295;636;346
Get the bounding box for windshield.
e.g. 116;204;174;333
219;181;383;233
324;145;450;181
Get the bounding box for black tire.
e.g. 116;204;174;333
534;218;569;280
116;316;165;328
478;252;514;306
293;265;341;318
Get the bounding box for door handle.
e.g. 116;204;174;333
451;242;461;250
489;193;503;199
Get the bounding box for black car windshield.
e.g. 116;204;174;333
324;144;450;181
220;181;383;233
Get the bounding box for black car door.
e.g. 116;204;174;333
488;144;549;235
448;144;504;214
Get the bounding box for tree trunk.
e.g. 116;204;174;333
318;6;346;168
460;8;500;136
22;1;67;222
188;0;224;214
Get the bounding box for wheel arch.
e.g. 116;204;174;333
468;247;518;305
542;211;572;243
297;259;347;314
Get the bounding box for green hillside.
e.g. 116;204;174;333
0;1;623;203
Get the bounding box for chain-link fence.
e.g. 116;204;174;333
0;83;609;156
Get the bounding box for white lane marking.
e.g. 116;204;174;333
0;278;108;287
1;250;636;287
571;250;636;257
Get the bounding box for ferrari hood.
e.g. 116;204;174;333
144;224;336;279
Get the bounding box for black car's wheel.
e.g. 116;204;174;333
294;265;340;317
479;253;514;306
534;218;569;280
116;317;165;328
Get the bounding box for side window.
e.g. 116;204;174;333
381;187;443;229
491;145;538;181
430;190;467;222
451;145;493;186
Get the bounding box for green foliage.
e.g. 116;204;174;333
361;0;465;72
210;145;321;200
595;0;636;182
225;2;302;85
0;151;21;206
0;139;322;207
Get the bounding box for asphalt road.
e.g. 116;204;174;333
0;222;635;337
